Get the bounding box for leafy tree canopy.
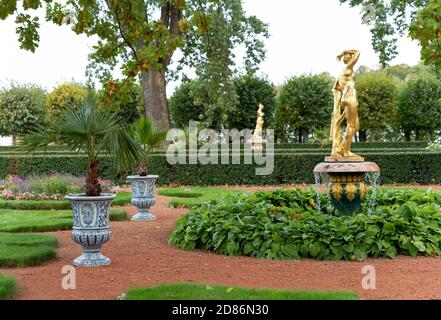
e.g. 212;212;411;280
169;77;223;129
226;74;276;130
0;0;268;128
339;0;428;67
356;70;398;137
397;74;441;141
0;83;47;141
409;0;441;69
46;82;87;123
275;74;334;143
98;78;142;125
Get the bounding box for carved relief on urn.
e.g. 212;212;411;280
66;194;115;266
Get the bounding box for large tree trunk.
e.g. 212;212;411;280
359;130;367;142
416;130;425;141
141;68;171;129
302;130;309;143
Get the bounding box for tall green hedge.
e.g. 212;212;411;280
0;141;428;152
1;152;440;185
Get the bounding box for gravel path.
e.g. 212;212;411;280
2;187;441;300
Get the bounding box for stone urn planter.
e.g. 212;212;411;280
65;194;115;267
127;175;158;221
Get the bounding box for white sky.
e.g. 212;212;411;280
0;0;421;93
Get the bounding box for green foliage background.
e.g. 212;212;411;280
0;84;47;139
275;74;333;143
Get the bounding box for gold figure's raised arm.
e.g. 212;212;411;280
336;50;360;69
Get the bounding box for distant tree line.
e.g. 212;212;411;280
0;81;143;145
169;64;441;143
1;63;440;145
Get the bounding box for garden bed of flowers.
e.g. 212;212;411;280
0;174;119;201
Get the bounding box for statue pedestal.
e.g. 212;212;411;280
314;161;380;216
248;137;267;151
325;156;364;163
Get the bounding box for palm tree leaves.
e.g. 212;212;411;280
21;93;169;185
132;116;168;175
133;116;168;153
21;92;143;173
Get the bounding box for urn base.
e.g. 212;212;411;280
131;211;156;221
73;250;111;267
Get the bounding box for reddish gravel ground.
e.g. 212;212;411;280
2;186;441;300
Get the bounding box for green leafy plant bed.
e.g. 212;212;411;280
170;188;441;261
125;283;359;300
0;274;17;299
0;192;132;210
0;209;128;232
0;233;58;267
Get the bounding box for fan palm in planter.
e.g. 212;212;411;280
127;116;167;221
21;94;141;266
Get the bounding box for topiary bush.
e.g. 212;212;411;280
169;188;441;261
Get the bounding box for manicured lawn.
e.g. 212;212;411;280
0;191;132;210
0;233;58;267
0;209;128;232
158;187;247;208
126;283;359;300
0;274;16;299
111;192;132;206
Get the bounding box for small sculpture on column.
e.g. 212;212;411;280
251;104;266;150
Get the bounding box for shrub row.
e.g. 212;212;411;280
275;142;429;149
0;192;132;210
0;141;428;152
1;152;440;185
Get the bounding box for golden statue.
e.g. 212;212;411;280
328;49;364;162
253;104;265;140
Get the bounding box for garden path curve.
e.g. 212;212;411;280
2;186;441;300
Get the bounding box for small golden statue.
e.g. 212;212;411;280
327;49;364;162
251;104;266;150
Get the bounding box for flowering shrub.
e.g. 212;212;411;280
0;174;119;201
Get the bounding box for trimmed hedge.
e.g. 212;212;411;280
1;152;440;185
0;232;58;268
275;142;429;149
0;192;132;210
0;141;428;153
0;274;16;299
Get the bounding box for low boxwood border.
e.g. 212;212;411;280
0;192;132;210
0;209;128;233
0;274;17;299
0;233;59;268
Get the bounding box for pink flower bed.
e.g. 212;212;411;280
0;174;119;201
